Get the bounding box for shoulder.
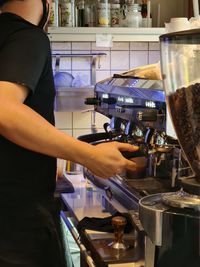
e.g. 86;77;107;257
12;26;50;49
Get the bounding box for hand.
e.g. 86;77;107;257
84;142;139;178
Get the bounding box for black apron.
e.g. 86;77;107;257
0;199;68;267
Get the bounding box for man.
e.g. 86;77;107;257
0;0;138;266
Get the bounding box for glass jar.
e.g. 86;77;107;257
60;0;74;27
97;0;110;27
119;3;128;27
49;0;59;27
127;3;142;27
110;0;120;27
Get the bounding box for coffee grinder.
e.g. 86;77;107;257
139;29;200;267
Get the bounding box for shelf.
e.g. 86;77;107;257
48;27;166;42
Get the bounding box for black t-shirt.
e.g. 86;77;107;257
0;13;56;229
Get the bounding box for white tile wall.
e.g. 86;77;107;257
130;51;148;69
59;57;71;71
94;51;111;70
111;42;129;51
130;42;148;51
72;111;92;128
148;51;161;64
73;129;93;139
72;42;91;50
96;70;111;82
95;113;110;129
51;42;71;50
111;51;130;70
54;112;72;129
149;42;160;51
52;41;162;136
91;42;110;51
61;129;73;136
72;51;91;70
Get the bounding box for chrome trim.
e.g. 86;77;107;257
60;211;96;267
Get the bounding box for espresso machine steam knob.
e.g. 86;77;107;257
109;216;127;250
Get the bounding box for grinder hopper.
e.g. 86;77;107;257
160;29;200;194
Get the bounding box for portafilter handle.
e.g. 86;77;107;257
109;216;127;250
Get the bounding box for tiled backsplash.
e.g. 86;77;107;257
52;41;161;137
54;111;110;138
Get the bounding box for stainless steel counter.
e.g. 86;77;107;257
61;174;145;267
61;174;126;224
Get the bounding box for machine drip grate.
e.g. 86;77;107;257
125;177;172;195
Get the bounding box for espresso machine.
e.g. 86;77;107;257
139;29;200;267
82;72;190;209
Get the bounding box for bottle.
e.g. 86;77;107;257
137;4;142;27
84;0;90;27
141;0;147;19
97;0;110;27
84;1;96;27
141;0;152;27
84;0;94;27
49;0;59;27
77;0;85;27
88;1;96;27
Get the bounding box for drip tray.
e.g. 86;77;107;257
125;177;172;195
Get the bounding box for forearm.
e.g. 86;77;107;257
0;83;138;179
0;101;95;165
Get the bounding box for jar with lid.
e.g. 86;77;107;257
127;3;142;27
97;0;110;27
110;0;120;27
49;0;59;27
60;0;74;27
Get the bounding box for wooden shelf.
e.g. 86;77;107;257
48;27;166;42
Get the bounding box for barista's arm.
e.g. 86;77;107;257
0;82;138;178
